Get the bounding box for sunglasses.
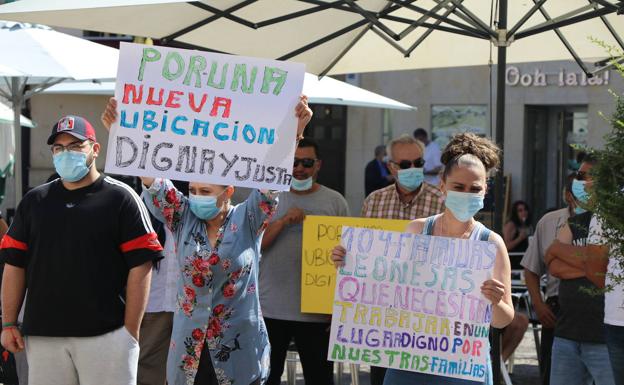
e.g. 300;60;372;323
293;158;317;168
390;158;425;169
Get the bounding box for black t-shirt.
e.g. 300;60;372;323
0;175;163;337
555;211;606;343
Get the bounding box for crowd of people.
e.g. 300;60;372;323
0;98;620;385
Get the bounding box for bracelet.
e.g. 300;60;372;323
2;322;16;328
2;326;17;331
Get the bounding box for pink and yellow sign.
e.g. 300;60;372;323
328;226;496;382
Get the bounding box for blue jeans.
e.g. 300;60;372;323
550;337;615;385
606;325;624;385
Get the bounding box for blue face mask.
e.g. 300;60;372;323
291;177;313;191
574;206;587;215
445;190;485;222
397;168;424;192
571;179;589;204
188;194;221;220
53;150;92;182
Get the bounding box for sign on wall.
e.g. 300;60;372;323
431;105;489;150
328;226;496;382
105;42;305;190
301;216;410;314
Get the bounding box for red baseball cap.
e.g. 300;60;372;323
47;115;97;145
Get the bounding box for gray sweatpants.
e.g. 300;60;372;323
25;327;140;385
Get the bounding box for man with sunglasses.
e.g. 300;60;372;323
362;134;444;221
361;134;445;385
545;155;615;385
0;115;163;385
259;137;349;385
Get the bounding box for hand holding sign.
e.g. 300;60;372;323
101;97;117;132
295;95;312;138
480;279;506;305
331;245;346;268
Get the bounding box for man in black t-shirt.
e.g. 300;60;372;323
0;116;163;385
545;157;615;385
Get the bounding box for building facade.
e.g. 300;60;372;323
344;60;619;219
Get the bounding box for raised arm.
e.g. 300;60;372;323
141;178;188;234
101;97;153;187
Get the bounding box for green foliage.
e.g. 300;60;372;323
588;39;624;291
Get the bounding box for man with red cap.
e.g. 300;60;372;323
0;115;163;385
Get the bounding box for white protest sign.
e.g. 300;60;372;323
105;42;305;190
328;227;496;382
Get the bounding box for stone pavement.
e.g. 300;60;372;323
281;328;542;385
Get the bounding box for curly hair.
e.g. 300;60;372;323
441;133;501;180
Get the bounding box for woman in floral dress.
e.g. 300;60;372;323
102;97;312;385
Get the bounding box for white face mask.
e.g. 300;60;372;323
291;177;313;191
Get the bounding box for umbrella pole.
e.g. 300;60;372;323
11;77;23;204
493;4;507;237
492;1;508;385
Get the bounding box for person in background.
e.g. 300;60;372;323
521;174;577;385
504;200;533;256
545;155;615;385
333;132;514;385
260;137;349;385
502;199;533;363
0;115;163;385
364;145;393;197
360;133;444;385
413;128;443;186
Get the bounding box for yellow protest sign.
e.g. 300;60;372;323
301;216;410;314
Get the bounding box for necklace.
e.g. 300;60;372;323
206;209;232;253
439;215;475;239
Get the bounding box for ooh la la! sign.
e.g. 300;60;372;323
105;43;305;190
506;65;609;87
328;227;495;382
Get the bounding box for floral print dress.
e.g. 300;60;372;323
142;179;277;385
